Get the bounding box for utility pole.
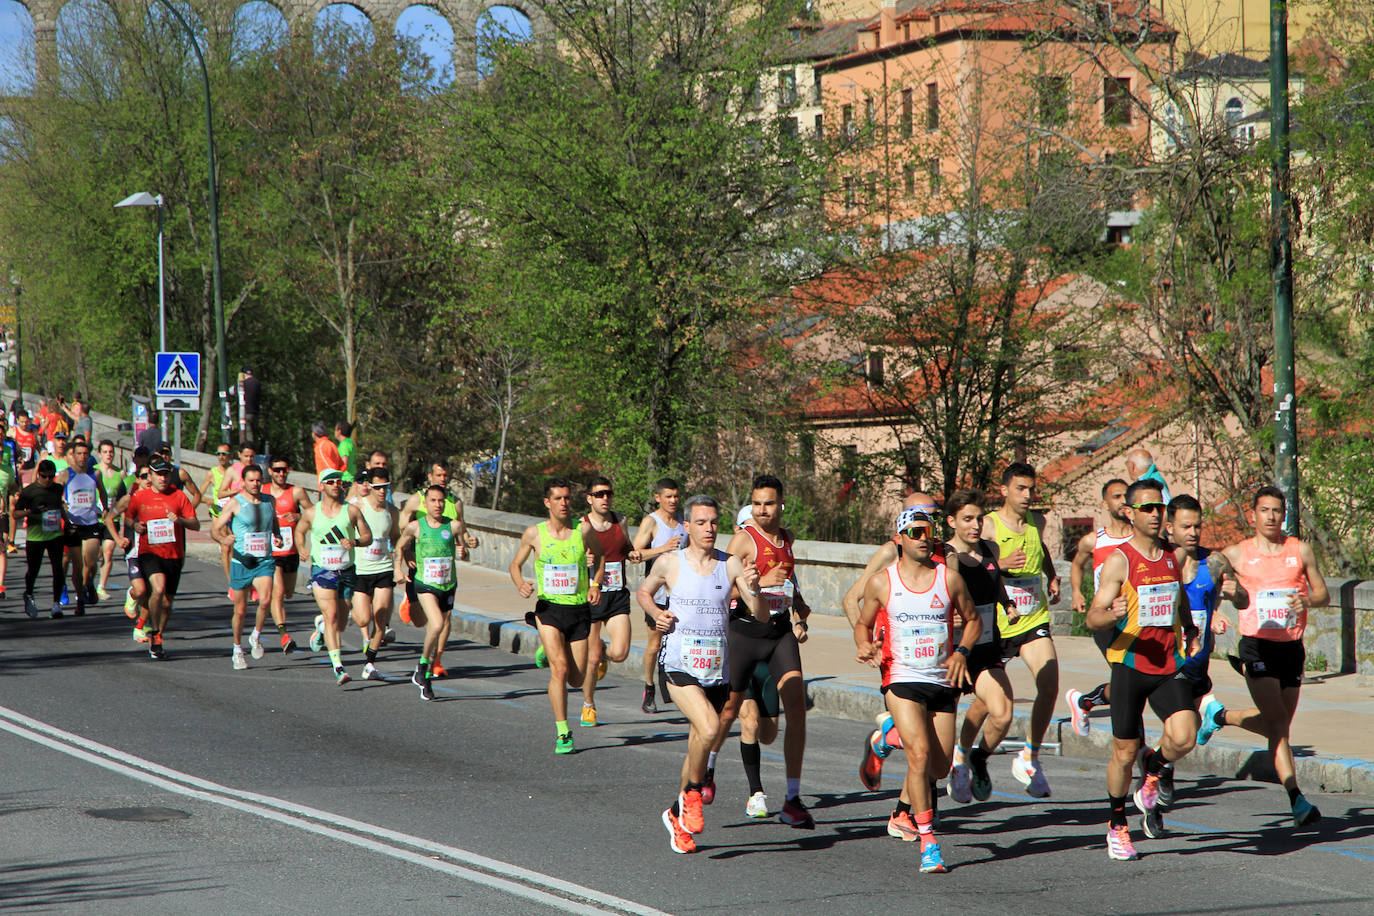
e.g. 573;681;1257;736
1270;0;1299;535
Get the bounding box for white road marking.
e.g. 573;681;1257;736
0;704;669;916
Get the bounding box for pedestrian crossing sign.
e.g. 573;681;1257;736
156;352;200;397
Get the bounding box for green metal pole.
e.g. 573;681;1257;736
155;0;231;447
1271;0;1298;535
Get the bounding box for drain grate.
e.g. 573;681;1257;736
85;806;191;822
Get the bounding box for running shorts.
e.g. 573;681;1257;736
660;666;730;712
354;571;396;595
726;623;802;692
591;588;631;623
1000;624;1053;662
415;583;455;614
645;601;668;630
65;524;102;546
230;557;275;592
275;553;300;575
310;564;356;601
138;554;184;600
745;660;781;717
534;598;591;643
882;681;960;714
1093;626;1114;658
127;555;141;580
959;643;1006;695
1108;664;1196;740
1237;635;1305;690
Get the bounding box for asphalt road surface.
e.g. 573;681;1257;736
2;558;1373;914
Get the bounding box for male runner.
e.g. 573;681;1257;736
855;505;980;874
348;449;391;502
266;457;312;654
638;494;761;854
106;457;151;639
13;409;38;488
296;468;373;684
0;422;16;596
981;462;1060;797
94;440;126;600
42;429;70;476
200;444;234;523
336;421;357;483
580;476;636;725
211;464;279;670
394;485;470;700
1086;479;1200;860
509;477;606;754
124;455;200;659
715;474;815;828
155;444;203;506
352;467;400;678
14;459;66;618
59;439;109;614
1198;485;1329;828
1065;478;1133;736
632;478;684;713
205;444;252;590
398;460;478;675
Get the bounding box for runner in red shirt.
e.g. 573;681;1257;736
124;455;199;659
579;476;634;726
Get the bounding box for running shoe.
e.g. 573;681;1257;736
1106;824;1138;860
361;662;379;680
1141;806;1166;839
50;604;63;619
919;842;947;874
0;585;6;598
745;792;769;818
250;587;259;602
679;787;705;834
309;630;325;652
73;600;85;617
875;711;896;754
133;623;150;643
580;703;598;727
1156;765;1175;807
641;683;657;714
1133;773;1160;812
948;762;973;804
149;638;165;660
1196;694;1225;745
398;597;412;625
6;542;15;554
334;666;351;685
85;584;98;605
123;589;137;618
431;663;448;679
662;808;696;854
412;668;425;687
596;647;609;682
887;810;919;841
232;650;247;671
533;645;548;668
97;586;110;601
281;634;298;655
779;796;815;829
59;587;68;606
701;768;715;805
860;729;885;791
970;752;993;801
1011;753;1051;797
1292;795;1322;828
248;632;265;659
23;593;38;619
555;733;575;755
420;680;435;701
381;627;396;646
1065;688;1091;737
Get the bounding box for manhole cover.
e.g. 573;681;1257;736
85;806;191;822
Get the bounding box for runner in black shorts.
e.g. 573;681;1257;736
580;477;635;726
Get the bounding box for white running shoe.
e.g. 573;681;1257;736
248;632;265;659
1011;752;1051;797
745;792;769;818
362;662;379;680
232;650;247;670
948;762;973;804
1065;688;1090;737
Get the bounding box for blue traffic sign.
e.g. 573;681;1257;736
155;352;201;396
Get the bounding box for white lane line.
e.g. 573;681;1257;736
0;705;669;916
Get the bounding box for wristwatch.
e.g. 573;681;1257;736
954;646;970;658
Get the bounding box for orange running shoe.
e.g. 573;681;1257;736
679;788;705;835
431;663;448;679
662;808;696;854
398;596;412;624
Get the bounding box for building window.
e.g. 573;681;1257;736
901;440;921;487
843;175;856;209
839;444;859;481
903;162;916;196
778;116;799;155
926;81;939;130
778;69;798;108
1103;76;1131;126
864;95;875;124
798;431;815;475
1035;76;1068;126
900;88;913;137
814;112;823;138
811;73;822;105
928;157;941;191
747;79;763;110
866;351;885;386
842;103;854;139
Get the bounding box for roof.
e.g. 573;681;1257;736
775;18;870;64
1175;52;1276;83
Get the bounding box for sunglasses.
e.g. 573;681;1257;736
1131;502;1166;513
270;466;289;472
137;473;150;480
37;472;53;479
370;482;389;489
216;451;231;457
323;480;343;487
590;490;613;499
901;525;933;539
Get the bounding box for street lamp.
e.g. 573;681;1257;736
7;269;20;410
115;191;170;446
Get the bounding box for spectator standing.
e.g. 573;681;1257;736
311;421;345;479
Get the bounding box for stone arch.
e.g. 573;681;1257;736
312;1;375;46
395;3;454;86
231;0;289;57
0;0;37;95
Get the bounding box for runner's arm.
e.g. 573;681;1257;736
350;505;372;548
1211;552;1249;610
176;492;201;530
210;500;236;546
180;471;202;507
1036;513;1061;601
944;568;978;686
583;521;605;603
842;541;896;627
393;521;418;582
1084;552;1128;631
727;554;762;617
1299;541;1330;608
1070;532;1094;612
295;506;314;559
636;553;675;630
853;572;887;665
509;526;538;598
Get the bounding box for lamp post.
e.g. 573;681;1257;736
8;270;20;409
115;191;171;448
1271;0;1299;535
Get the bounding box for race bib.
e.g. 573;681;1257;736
217;497;231;508
41;509;62;533
680;636;724;680
896;622;947;670
423;555;454;586
1191;604;1207;631
146;517;175;545
974;602;996;645
273;526;294;552
603;561;624;591
1005;576;1042;616
362;537;389;561
1136;581;1177;628
243;532;270;558
1256;588;1298;630
70;490;95;510
542;563;578;596
762;579;795;617
318;543;348;570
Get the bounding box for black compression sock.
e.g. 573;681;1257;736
365;647;377;663
1083;682;1110;707
741;741;764;795
275;622;288;636
1109;794;1128;828
1144;748;1165;776
1286;785;1301;804
970;746;990;767
895;800;911;816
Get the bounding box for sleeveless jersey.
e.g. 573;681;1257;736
877;563;954;687
230;494;276;562
207;466;228;516
989;511;1049;637
535;521;588;605
660;548;731;686
98;466;125;507
648;513;686;606
310;502;356;571
585;513;631;592
354;499;394;575
949;539;1002;647
733;525;796;638
1233;536;1307;642
270;485;300;557
63;470;101;526
1092;526;1134;590
1105;542;1183;674
414;517;457;592
1179;548;1218;678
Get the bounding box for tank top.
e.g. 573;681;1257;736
98;466;125;506
270;485;299;556
1232;536;1307;642
584;513;631;591
731;525;797;638
1105;542;1183;675
310;502;356;571
230;494;276;562
414;517;457;592
1180;548;1218;677
877;563;953;688
989;511;1048;637
648;513;686;606
354;498;394;575
63;471;100;526
660;548;731;686
207;466;228;516
948;539;1001;647
534;521;588;605
1092;526;1134;590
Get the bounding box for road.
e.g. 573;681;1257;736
2;558;1373;914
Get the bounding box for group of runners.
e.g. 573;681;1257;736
1;417;1333;869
